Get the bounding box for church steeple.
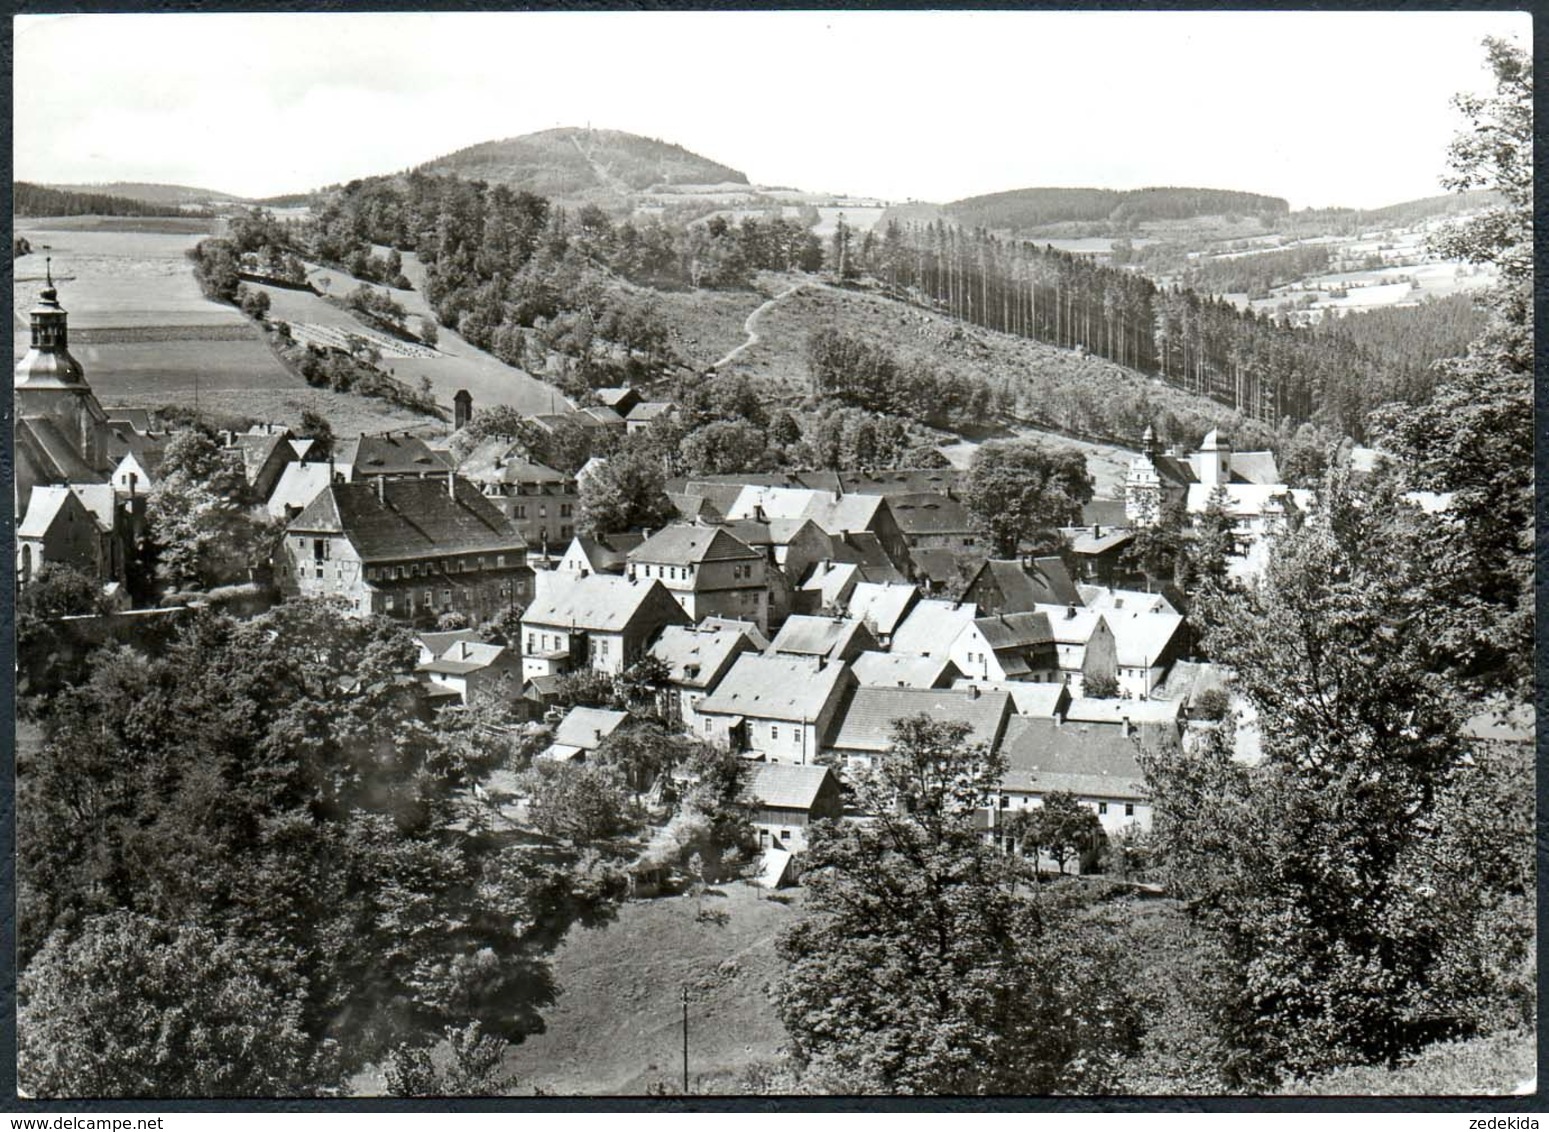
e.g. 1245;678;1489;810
16;262;88;389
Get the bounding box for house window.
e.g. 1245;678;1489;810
313;538;327;562
704;719;713;734
561;525;573;539
771;725;780;741
441;589;451;608
538;506;548;519
999;795;1009;809
424;590;433;608
560;503;573;518
599;639;609;658
497;555;506;568
780;830;791;841
1098;802;1108;815
514;505;527;519
527;633;535;652
396;565;405;579
1125;802;1135;817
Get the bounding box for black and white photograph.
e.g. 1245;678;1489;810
9;8;1537;1104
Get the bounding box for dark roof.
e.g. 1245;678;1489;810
830;686;1012;753
829;530;905;577
287;477;528;562
628;524;760;566
966;557;1080;610
831;469;966;496
909;546;978;589
973;611;1053;649
625;401;677;422
102;407;154;432
1152;455;1197;488
998;717;1147;799
338;434;450;476
566;531;646;572
1068;528;1135;556
458;440;572;486
1227;451;1281;485
740;761;836;811
886;491;979;536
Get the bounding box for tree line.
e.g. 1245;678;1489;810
14;181;204;218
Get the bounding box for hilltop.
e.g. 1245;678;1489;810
42;181;245;206
416;127;749;211
940;185;1289;233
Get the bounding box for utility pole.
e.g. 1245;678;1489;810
681;984;690;1095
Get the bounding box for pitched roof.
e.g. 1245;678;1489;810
648;624;758;689
668;493;724;523
579;405;627;428
741;761;836;811
553;706;630;750
886;491;979;536
724;485;887;533
337;434;449;476
998;717;1148;799
680;481;751;519
420;641;512;675
888;599;977;657
458;439;571;486
830;686;1011;754
1153;660;1228;708
968;557;1080;610
1032;603;1107;646
628;523;760;566
770;616;876;661
414;629;483;659
1063;698;1184;726
18;486;81;539
851;651;962;689
1067;528;1134;556
799;560;861;609
1078;586;1178;616
227;432;293;481
523;573;689;634
625;401;677;423
845;581;920;637
17;416;104;484
697;653;854;723
68;483;116;531
1226;450;1281;485
267;461;336;518
101;407;153;432
1151;454;1197;488
950;678;1070;718
288;477;527;561
564;532;647;573
1103;608;1186;668
828;530;906;577
594;386;641;411
973;612;1053;650
831;469;966;496
908;546;979;589
696;617;771;650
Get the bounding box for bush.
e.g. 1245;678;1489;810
1084;671;1120;699
1193;687;1231;721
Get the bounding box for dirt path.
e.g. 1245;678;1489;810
711;282;805;371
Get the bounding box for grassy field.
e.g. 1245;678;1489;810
14;224;242;331
1286;1029;1536;1096
13;222;442;436
493;883;801;1096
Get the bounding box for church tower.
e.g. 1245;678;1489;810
1124;424;1163;526
15;264;112;474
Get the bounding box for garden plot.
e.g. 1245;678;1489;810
288;321;439;360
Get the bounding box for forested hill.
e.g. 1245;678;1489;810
15;181;207;218
416;127;748;208
38;181;242;206
944;186;1290;232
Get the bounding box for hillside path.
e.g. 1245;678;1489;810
712;282;805;371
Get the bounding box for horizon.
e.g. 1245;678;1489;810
14;10;1531;210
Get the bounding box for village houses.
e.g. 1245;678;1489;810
695;652;856;763
519;572;690;681
626;523;770;632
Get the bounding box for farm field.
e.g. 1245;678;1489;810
812;205;886;236
13;223;242;332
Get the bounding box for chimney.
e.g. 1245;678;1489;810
968;684;980;700
1065;603;1076;620
1093;523;1101;538
448;469;457;500
377;475;386;503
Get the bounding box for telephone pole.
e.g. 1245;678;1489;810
681;984;690;1094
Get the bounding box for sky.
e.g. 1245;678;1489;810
13;10;1532;210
